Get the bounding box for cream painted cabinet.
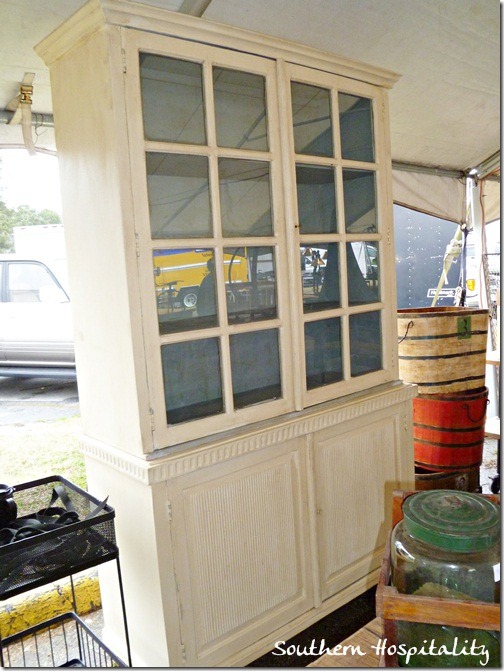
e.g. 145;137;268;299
37;1;415;666
161;388;414;666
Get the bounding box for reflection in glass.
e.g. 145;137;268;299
291;82;333;157
305;318;342;390
213;68;268;151
146;153;212;239
224;247;277;323
230;329;281;408
343;169;377;233
348;242;379;305
339;93;374;162
162;338;223;424
140;54;206;145
350;311;382;376
296;165;337;234
153;249;217;334
219;159;273;236
301;243;340;312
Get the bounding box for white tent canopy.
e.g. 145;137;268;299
0;0;500;221
202;0;501;222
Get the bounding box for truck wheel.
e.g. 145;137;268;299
183;292;198;308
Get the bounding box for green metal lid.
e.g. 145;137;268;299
402;490;500;552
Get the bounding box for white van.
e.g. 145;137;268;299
0;254;75;377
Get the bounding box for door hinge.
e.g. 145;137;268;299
180;643;186;662
121;48;127;74
167;499;172;523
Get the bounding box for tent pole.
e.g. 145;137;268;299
468;177;486;310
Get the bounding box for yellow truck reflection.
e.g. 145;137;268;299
153;248;249;311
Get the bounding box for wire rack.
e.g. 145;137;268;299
0;612;126;668
0;476;118;599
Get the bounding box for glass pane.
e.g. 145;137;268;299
230;329;281;408
339;93;374;162
154;249;217;333
305;318;343;390
301;244;340;312
291;82;333;157
347;242;380;305
219;159;273;236
350;311;382;376
140;54;206;144
213;67;268;151
224;247;277;323
7;263;67;303
146;153;212;239
296;165;337;233
343;169;377;233
162;338;223;424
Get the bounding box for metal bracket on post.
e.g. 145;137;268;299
6;73;36;155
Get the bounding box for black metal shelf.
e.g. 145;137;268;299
1;476;118;600
0;476;131;667
1;612;126;668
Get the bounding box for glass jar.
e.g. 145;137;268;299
390;490;500;667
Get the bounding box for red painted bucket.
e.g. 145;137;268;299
413;387;488;471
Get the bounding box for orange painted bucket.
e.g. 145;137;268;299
413;387;488;471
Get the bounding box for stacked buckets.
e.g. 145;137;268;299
398;307;489;492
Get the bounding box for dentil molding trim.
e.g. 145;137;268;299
80;382;416;484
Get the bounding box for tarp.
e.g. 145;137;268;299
392;169;466;224
480;178;500;224
392;169;500;226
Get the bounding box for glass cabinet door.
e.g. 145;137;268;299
289;67;384;401
126;32;393;447
130;37;292;443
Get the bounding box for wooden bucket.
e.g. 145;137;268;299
414;466;480;492
397;307;488;394
413;387;488;472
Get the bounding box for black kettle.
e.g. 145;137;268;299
0;484;17;528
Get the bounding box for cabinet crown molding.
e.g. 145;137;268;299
35;0;400;88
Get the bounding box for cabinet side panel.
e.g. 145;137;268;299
48;26;149;454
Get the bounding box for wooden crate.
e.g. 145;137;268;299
375;491;500;667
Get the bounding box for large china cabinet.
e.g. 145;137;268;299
36;0;415;665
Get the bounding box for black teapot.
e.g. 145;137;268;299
0;484;17;528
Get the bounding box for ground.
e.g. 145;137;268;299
0;376;84;488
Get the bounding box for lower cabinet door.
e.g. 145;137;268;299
314;408;409;600
167;437;313;667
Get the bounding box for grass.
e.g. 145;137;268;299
0;417;86;491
